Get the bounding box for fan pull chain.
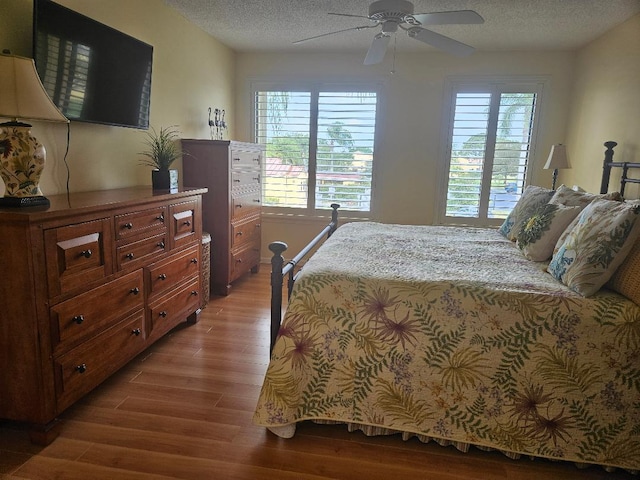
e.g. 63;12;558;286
390;33;397;74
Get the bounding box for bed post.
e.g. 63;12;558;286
269;241;288;354
600;141;618;194
328;203;340;237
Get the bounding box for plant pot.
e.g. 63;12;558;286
152;169;179;191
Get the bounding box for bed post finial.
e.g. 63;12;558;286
600;141;618;194
329;203;340;237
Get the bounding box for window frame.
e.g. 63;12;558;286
250;80;382;219
437;76;548;227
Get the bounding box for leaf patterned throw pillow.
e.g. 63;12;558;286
550;187;626;258
516;203;582;261
548;198;640;296
549;184;623;207
499;185;554;241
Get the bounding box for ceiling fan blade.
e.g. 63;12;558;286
293;25;376;44
364;34;391;65
407;27;475;56
328;12;372;20
412;10;484;26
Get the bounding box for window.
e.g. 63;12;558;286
253;86;378;214
441;80;544;225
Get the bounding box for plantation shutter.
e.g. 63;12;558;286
255;91;311;208
254;88;377;213
444;86;539;222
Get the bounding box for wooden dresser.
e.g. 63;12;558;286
181;139;263;295
0;186;207;443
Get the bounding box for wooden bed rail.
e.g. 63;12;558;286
268;203;340;353
600;140;640;196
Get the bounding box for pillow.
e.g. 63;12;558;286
549;184;623;207
550;186;625;252
548;199;640;296
499;185;554;241
607;236;640;306
516;204;582;261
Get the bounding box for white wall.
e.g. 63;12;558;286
562;13;640;198
0;0;236;195
234;50;576;256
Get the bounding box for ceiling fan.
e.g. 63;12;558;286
294;0;484;65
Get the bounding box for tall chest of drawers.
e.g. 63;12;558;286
182;139;263;295
0;187;206;443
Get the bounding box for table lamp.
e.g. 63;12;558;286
0;52;69;207
543;144;570;190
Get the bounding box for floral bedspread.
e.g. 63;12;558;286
253;222;640;471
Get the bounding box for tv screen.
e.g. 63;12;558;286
33;0;153;129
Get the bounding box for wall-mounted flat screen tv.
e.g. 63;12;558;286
33;0;153;129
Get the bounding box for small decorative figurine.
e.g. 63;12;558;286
208;107;228;140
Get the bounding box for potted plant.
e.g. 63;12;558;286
139;125;182;190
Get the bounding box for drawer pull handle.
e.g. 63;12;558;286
76;364;87;374
124;222;133;229
253;157;260;163
80;249;92;259
130;287;140;295
236;258;243;264
253;199;260;203
73;315;84;325
159;311;167;318
256;223;261;228
236;231;243;236
158;273;167;280
157;241;165;249
125;252;135;260
190;258;198;264
191;290;199;296
183;220;192;226
233;157;240;162
236;204;242;208
132;328;141;336
233;179;241;183
157;214;165;222
253;176;260;181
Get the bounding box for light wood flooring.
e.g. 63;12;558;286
1;269;636;479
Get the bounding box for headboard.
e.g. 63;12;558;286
600;141;640;196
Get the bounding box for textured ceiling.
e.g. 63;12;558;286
163;0;640;55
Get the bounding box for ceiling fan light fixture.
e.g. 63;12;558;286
381;20;399;34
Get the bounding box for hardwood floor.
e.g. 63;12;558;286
0;269;635;479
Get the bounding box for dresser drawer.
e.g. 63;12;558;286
231;190;261;219
148;278;200;340
44;218;114;298
229;243;260;283
50;270;144;354
230;149;261;169
147;245;200;299
170;200;199;249
231;214;261;249
115;206;167;240
54;310;146;411
231;170;261;190
116;232;167;271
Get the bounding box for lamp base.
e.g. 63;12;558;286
0;196;50;208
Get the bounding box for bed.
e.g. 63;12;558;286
253;141;640;473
